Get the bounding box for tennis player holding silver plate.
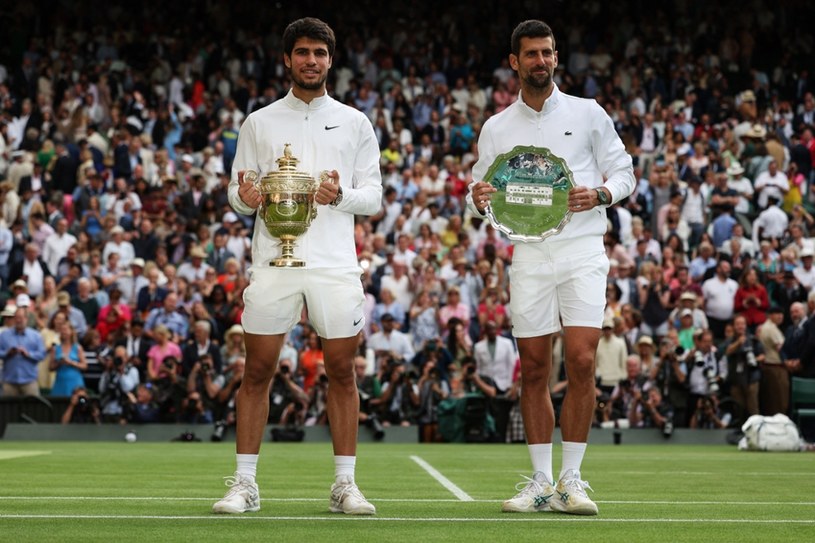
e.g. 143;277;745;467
482;144;576;242
467;19;635;517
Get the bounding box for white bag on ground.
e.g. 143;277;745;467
739;414;801;452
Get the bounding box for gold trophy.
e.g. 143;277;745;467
244;144;319;267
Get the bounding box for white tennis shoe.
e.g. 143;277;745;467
212;472;260;514
329;476;376;515
502;472;555;513
551;469;598;515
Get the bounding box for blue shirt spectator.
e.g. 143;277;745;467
0;309;47;393
145;293;189;341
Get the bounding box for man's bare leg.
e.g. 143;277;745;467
322;334;361;456
236;333;287;454
322;333;375;515
559;326;601;443
213;332;285;514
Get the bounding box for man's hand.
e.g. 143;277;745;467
568;186;602;212
315;170;340;205
237;170;262;209
470;181;497;214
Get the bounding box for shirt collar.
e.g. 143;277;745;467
283;88;330;111
516;84;561;119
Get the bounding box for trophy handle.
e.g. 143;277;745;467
244;169;259;188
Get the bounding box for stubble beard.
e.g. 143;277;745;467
524;69;552;93
291;70;328;91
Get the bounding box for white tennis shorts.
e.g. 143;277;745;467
242;266;366;339
510;239;609;338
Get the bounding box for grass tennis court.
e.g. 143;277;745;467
0;441;813;542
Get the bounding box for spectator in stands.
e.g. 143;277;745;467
221;324;247;366
702;260;739;339
48;321;87;397
182;320;223;376
734;268;770;332
367;313;415;370
95;288;131;343
0;307;46;396
146;325;183;383
473;320;516;395
10;243;50;298
145;292;188;343
595;318;628;394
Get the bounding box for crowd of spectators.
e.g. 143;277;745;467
1;1;814;440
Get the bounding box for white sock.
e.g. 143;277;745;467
527;443;553;483
334;455;356;481
560;441;587;479
236;454;258;482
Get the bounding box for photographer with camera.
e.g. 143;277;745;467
628;386;674;432
61;386;101;424
182;320;224;377
355;355;385;440
723;314;764;424
306;366;331;426
685;329;727;423
689;394;731;429
268;358;309;426
411;337;453;382
124;383;161;423
211;357;246;441
148;355;187;422
183;354;223;424
98;345;140;423
378;358;420;426
651;337;689;428
603;356;646;425
417;358;450;442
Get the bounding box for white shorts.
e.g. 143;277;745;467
242;266;365;339
510;239;609;338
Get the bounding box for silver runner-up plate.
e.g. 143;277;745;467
484;145;575;242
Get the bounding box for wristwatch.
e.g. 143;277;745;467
595;187;610;206
330;186;343;207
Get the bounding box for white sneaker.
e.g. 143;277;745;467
329;476;376;515
551;469;598;515
212;472;260;514
502;472;555;513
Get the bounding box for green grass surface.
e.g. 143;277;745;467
0;441;813;542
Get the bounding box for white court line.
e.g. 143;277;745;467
2;496;815;506
0;514;813;524
409;456;474;502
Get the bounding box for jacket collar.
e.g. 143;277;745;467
516;84;561;119
283;88;330;111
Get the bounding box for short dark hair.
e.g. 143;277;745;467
511;20;555;56
283;17;335;57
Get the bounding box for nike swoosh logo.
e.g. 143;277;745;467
325;125;340;130
353;317;363;326
564;131;573;135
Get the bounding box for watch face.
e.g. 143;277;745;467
597;188;609;205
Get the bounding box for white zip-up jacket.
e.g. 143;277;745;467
469;85;635;261
229;90;382;270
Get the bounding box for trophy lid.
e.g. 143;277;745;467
276;144;299;172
